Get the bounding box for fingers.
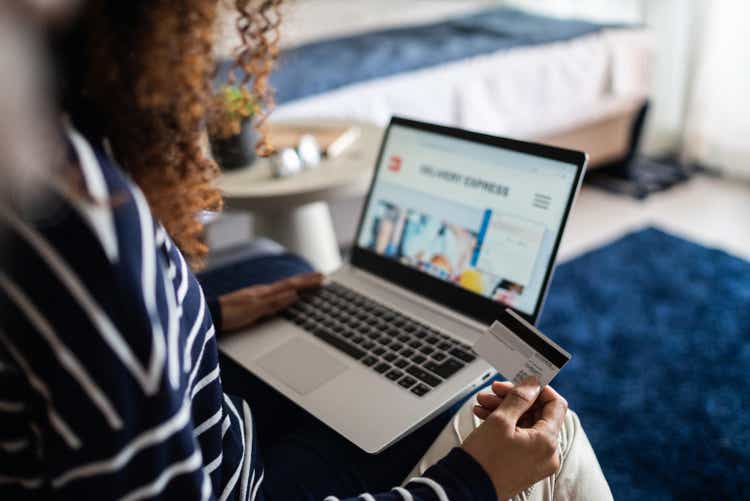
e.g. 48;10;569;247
476;391;503;411
491;376;541;424
473;405;492;420
532;387;568;436
261;289;299;317
490;380;514;396
268;273;324;294
474;381;530;418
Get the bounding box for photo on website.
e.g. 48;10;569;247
359;189;545;310
356;124;578;315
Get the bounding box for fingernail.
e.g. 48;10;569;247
519;376;541;396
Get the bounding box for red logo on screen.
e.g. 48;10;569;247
388;155;402;172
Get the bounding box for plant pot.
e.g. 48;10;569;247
210;119;257;170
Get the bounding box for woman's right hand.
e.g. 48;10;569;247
460;378;568;500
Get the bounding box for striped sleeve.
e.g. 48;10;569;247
0;201;214;499
0;130;242;500
328;448;496;501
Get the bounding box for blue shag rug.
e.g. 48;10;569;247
538;228;750;500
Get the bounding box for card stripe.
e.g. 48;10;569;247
498;310;570;368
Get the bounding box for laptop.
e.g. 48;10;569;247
219;116;587;453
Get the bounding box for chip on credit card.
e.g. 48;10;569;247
473;309;571;386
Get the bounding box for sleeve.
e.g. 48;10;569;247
336;448;496;501
207;297;223;333
0;197;218;499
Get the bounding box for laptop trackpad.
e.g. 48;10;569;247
257;337;348;395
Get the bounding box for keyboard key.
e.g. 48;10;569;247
374;362;390;374
437;341;453;351
300;284;460;389
398;376;417;389
424;358;464;379
394;358;409;369
411;384;431;397
362;356;377;367
426;335;440;344
450;348;476;363
406;365;441;387
419;345;435;355
400;348;415;358
313;329;365;360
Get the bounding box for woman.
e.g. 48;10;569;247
0;1;612;499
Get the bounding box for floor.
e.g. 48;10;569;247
558;174;750;263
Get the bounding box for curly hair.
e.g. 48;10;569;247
58;0;282;267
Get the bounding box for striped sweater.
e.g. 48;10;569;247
0;131;494;500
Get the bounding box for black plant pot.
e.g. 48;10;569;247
210;119;257;170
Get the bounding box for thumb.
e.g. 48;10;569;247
492;377;541;425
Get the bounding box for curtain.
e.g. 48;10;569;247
683;1;750;179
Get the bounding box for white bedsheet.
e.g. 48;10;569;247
272;27;652;140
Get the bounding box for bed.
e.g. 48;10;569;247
213;1;653;247
217;0;652;168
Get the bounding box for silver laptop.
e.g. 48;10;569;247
219;117;587;453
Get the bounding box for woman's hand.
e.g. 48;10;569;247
218;272;324;332
461;378;568;500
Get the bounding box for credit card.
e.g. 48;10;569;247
473;308;571;386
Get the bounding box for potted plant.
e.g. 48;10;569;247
208;85;260;169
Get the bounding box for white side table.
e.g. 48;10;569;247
215;121;383;273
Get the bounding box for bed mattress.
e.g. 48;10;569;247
270;27;651;140
215;2;651;140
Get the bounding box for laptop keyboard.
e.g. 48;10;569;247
281;282;477;397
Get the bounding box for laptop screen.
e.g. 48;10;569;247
355;122;581;317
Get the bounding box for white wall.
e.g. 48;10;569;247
500;0;701;156
640;0;702;155
683;0;750;178
500;0;644;23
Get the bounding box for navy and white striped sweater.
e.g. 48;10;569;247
0;131;494;500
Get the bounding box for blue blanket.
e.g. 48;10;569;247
539;228;750;499
219;8;615;104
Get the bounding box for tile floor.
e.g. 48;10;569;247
559;175;750;262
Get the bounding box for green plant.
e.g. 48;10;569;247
210;85;260;138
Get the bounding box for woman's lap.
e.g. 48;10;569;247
200;252;475;499
221;353;460;500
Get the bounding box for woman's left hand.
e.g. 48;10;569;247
219;272;324;332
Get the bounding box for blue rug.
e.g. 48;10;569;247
538;228;750;499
